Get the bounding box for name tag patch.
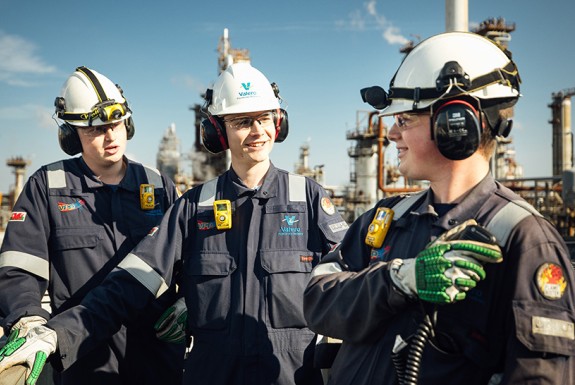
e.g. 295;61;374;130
532;316;574;340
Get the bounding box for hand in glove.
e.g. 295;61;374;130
390;219;502;304
0;325;57;385
12;316;47;335
154;297;187;344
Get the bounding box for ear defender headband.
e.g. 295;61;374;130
56;66;135;156
431;99;481;160
200;83;289;154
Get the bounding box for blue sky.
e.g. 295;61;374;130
1;0;574;194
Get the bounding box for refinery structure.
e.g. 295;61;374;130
1;2;575;247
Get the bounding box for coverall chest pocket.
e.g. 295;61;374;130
260;250;315;329
263;204;308;249
51;226;104;298
184;251;237;330
52;226;102;251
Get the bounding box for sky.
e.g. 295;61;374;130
1;0;574;195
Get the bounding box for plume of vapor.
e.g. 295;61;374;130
365;0;410;45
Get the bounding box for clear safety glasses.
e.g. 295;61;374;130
76;121;124;138
393;112;430;130
223;111;275;130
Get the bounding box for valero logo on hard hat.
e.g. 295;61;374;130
238;91;257;97
239;82;257;97
239;83;256;97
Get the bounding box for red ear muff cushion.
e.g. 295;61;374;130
200;115;228;154
275;108;289;143
432;99;481;161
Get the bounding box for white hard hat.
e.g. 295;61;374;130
372;32;520;116
207;62;281;116
55;66;132;127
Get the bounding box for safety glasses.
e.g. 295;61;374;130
393;112;430;130
223;111;275;130
76;121;124;138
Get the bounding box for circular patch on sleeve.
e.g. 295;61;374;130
535;262;567;300
320;197;336;215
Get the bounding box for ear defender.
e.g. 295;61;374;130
58;122;83;156
55;96;81;156
57;117;135;156
125;116;135;139
200;115;229;154
274;108;289;143
200;107;290;154
432;99;481;160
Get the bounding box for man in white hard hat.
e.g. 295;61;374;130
303;32;575;384
0;67;183;385
0;62;349;385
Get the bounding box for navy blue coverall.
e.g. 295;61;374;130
0;157;184;385
304;174;575;385
47;163;349;385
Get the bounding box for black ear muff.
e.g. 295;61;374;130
125;116;135;139
200;115;228;154
274;108;289;143
54;97;66;114
494;118;513;138
432;99;481;160
58;123;82;156
55;96;82;155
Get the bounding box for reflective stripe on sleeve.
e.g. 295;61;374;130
117;253;169;298
143;166;163;188
198;177;219;207
487;199;541;246
288;173;306;202
0;251;50;280
46;161;66;189
311;262;344;278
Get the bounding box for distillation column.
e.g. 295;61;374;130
445;0;468;32
550;89;575;176
6;157;30;207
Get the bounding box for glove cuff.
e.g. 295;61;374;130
12;316;48;336
389;258;417;298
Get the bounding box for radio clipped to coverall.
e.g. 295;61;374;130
213;199;232;230
365;207;394;248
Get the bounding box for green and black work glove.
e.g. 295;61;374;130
154;297;188;344
0;323;56;385
389;219;502;304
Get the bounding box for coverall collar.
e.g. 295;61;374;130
413;173;498;232
227;162;279;199
79;156;137;191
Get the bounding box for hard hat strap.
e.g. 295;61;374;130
75;66;109;103
389;60;519;108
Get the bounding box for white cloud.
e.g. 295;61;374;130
0;104;54;130
338;1;409;46
173;74;206;94
366;1;409;45
383;26;410;45
347;10;366;31
0;31;56;86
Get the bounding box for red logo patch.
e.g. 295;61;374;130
536;262;567;300
9;212;27;222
